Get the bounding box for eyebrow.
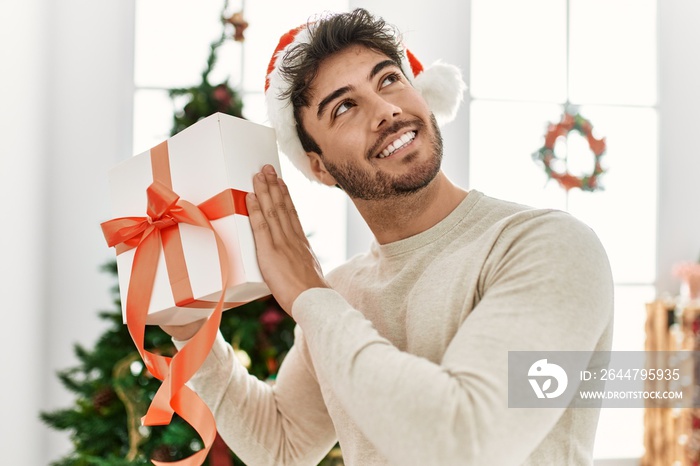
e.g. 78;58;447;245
316;59;400;120
317;85;353;120
369;59;398;80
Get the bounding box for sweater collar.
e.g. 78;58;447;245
371;190;482;258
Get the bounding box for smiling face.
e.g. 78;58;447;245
299;45;443;201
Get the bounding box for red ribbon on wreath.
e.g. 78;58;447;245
533;111;607;192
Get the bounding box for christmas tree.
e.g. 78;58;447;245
41;4;342;465
41;261;296;465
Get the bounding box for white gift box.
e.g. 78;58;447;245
107;113;280;325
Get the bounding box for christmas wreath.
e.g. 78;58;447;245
532;111;606;192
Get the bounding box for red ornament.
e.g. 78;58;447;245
260;306;285;333
208;432;233;466
693;415;700;430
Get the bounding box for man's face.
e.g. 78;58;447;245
300;45;443;201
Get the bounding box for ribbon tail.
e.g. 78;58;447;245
112;181;244;464
150;386;217;466
152;221;231;465
142;381;175;426
125;228;176;426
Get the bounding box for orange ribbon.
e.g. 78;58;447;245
101;141;249;465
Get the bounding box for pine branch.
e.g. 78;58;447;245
40;408;86;430
56;368;87;395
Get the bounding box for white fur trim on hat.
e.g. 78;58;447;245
265;27;316;181
265;23;467;182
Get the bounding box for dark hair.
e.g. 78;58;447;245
278;8;404;155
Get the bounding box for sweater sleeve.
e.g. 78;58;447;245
174;326;337;466
291;212;614;465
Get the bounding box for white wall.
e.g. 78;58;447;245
0;1;49;464
42;0;135;460
0;0;135;463
657;0;700;295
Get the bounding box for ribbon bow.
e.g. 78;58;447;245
102;177;249;465
104;181;189;249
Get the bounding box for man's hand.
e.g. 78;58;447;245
160;318;206;342
246;164;329;316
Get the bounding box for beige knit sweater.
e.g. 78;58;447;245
176;190;614;465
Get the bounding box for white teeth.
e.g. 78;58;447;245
377;131;416;158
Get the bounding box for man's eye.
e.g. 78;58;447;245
334;101;354;117
381;73;400;88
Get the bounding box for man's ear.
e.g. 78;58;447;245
308;152;338;187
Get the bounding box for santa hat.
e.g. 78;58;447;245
264;21;467;182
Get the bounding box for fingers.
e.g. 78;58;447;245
245;190;274;251
246;165;305;246
244;165;326;314
262;165;296;236
250;165;286;244
160;318;207;341
277;177;308;242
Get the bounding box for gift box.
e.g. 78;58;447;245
105;112;280;325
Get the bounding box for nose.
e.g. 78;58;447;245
369;94;402;130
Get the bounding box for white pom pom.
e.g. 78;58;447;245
413;61;467;125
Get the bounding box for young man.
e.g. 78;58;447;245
165;8;613;465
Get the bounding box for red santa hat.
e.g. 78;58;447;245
264;21;467;182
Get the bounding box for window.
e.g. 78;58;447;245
470;0;657;459
132;0;348;273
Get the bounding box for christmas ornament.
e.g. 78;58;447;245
210;433;234;466
260;305;285;333
113;351;152;460
92;387;117;411
152;445;174;463
673;260;700;301
224;11;248;42
532;111;607;192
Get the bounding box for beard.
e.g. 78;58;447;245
320;114;443;201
